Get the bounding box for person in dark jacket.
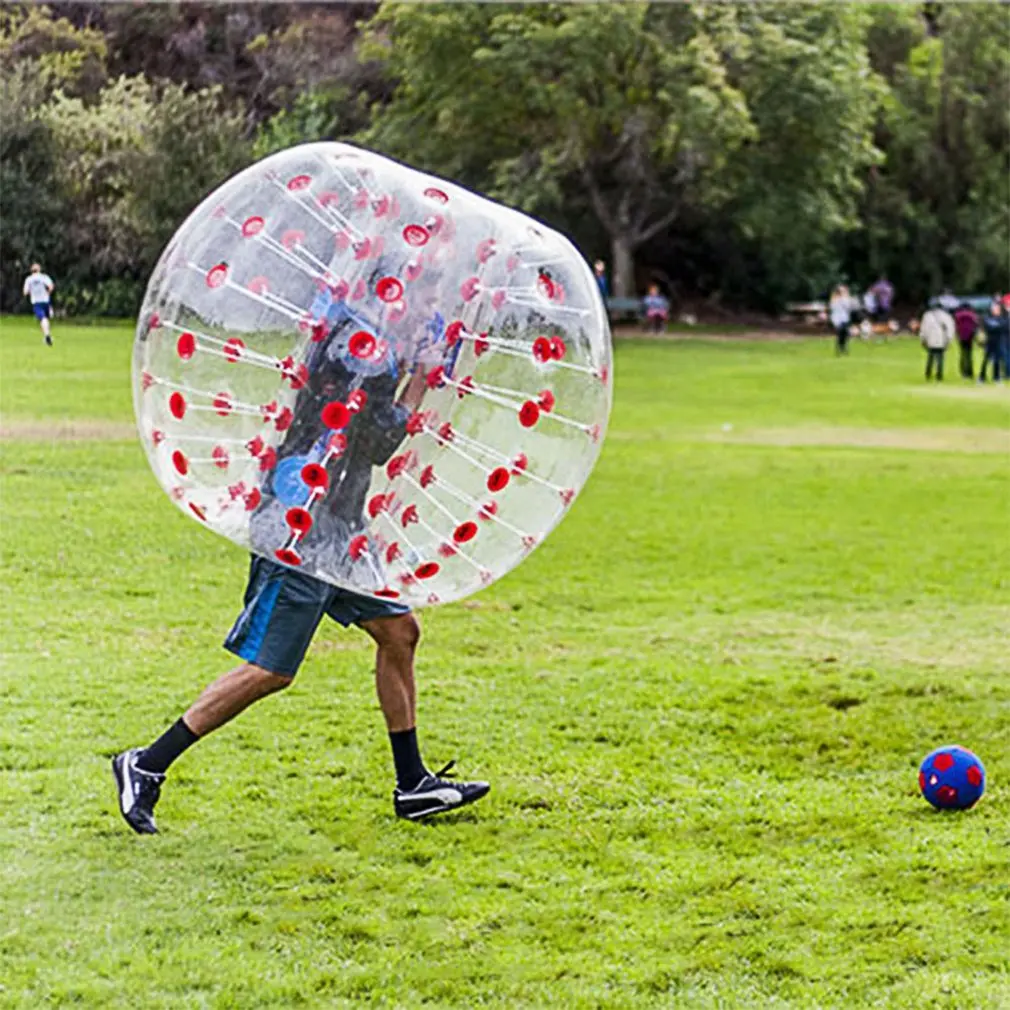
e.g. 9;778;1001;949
979;299;1009;383
953;302;979;379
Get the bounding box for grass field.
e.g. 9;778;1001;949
2;317;1008;1009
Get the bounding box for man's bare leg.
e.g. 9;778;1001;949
184;663;291;737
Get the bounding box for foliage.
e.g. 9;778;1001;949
3;320;1010;1007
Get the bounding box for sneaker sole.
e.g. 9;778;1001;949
111;752;158;835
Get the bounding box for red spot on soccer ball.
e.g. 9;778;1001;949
474;333;490;356
598;366;609;384
301;463;328;491
438;542;457;558
326;433;347;457
149;313;161;330
532;336;552;363
511;453;528;475
420;465;435;489
287;174;311;191
967;765;983;787
349;330;376;359
401;504;419;527
243;488;261;511
489;290;506;311
318;190;340;208
172;450;189;476
936;785;958;806
538;389;555;413
353;237;372;261
347;389;368;413
211;446;229;470
321;401;350;430
437;422;454;443
224;337;245;362
151;429;165;446
550;336;566;360
387;300;407;324
274;407;293;432
376;277;404;303
275;547;302;566
349;534;369;560
351;278;367;301
918;771;926;793
281;229;305;250
415;561;440;579
457;375;475;399
405;260;423;282
368;493;390;518
406;412;425;436
454;521;478;544
487;467;510;493
310;320;328;343
933;753;955;772
259;447;277;472
424;187;449;204
478;501;498;522
588;423;601;443
206;263;228;288
476;238;496;264
387;453;410;480
522;535;537;551
241;216;264;238
460;276;480;302
537;273;555;300
335;231;351;252
246;436;264;458
426;366;445;390
385;542;401;563
170;486;185;502
445;321;465;347
403;224;429;247
519;400;540;428
286;507;313;534
375;587;401;599
189;502;207;521
560;488;575;505
176;332;196;360
142;371;155;391
213;393;232;417
169;392;187;420
353;188;370;210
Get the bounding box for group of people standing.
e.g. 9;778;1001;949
829;276;895;353
920;295;1010;382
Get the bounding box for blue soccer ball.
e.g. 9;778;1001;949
919;745;986;810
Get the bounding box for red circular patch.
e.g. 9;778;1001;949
460;277;480;302
275;548;302;566
287;174;311;191
301;463;329;490
244;488;261;511
206;263;228;288
376;276;404;303
348;330;376;359
241;216;264;237
188;503;207;521
415;561;440;579
453;521;478;544
348;534;369;560
247;276;270;295
176;332;196;360
385;542;401;563
519;400;541;428
281;229;305;250
420;465;435;489
933;752;955;772
401;504;419;527
538;389;555;413
223;337;245;362
537;273;556;300
967;765;983;787
918;771;926;792
367;493;390;518
169;392;186;420
532;336;552;363
213;393;232;417
321;401;350;430
172;450;189;476
286;507;313;534
487;467;510;493
211;446;229;470
375;588;401;599
403;224;430;247
478;501;498;522
936;785;958;806
424;187;449;204
550;337;567;360
347;389;368;413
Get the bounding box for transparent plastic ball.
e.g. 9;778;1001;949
133;142;612;607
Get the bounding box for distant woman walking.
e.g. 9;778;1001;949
979;299;1009;383
829;285;854;354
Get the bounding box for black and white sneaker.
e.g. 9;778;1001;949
394;761;490;821
112;748;164;834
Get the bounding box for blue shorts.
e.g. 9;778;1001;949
33;302;51;320
224;556;411;677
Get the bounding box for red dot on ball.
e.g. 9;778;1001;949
933;753;955;772
301;463;329;490
519;401;541;428
176;332;196;360
415;562;440;580
285;507;313;533
321;401;350;430
169;392;186;420
453;521;478;544
967;765;983;787
172;450;189;475
188;502;207;521
403;224;429;247
487;467;510;493
348;330;376;359
376;276;404;303
275;547;302;566
532;336;552;363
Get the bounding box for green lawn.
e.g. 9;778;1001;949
1;316;1008;1009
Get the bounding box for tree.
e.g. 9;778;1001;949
362;3;754;297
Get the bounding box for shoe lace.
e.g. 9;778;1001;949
432;760;456;780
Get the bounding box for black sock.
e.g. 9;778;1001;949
389;728;427;790
136;717;199;774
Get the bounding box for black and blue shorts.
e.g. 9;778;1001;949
224;556;410;677
32;302;51;320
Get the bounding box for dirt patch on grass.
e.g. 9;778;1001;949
707;425;1008;454
0;420;136;441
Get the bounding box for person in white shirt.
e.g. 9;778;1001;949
919;304;955;381
23;263;55;346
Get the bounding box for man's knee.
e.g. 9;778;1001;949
366;613;420;653
240;662;293;695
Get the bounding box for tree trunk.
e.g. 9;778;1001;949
611;234;635;298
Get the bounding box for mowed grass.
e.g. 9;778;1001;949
1;316;1009;1009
